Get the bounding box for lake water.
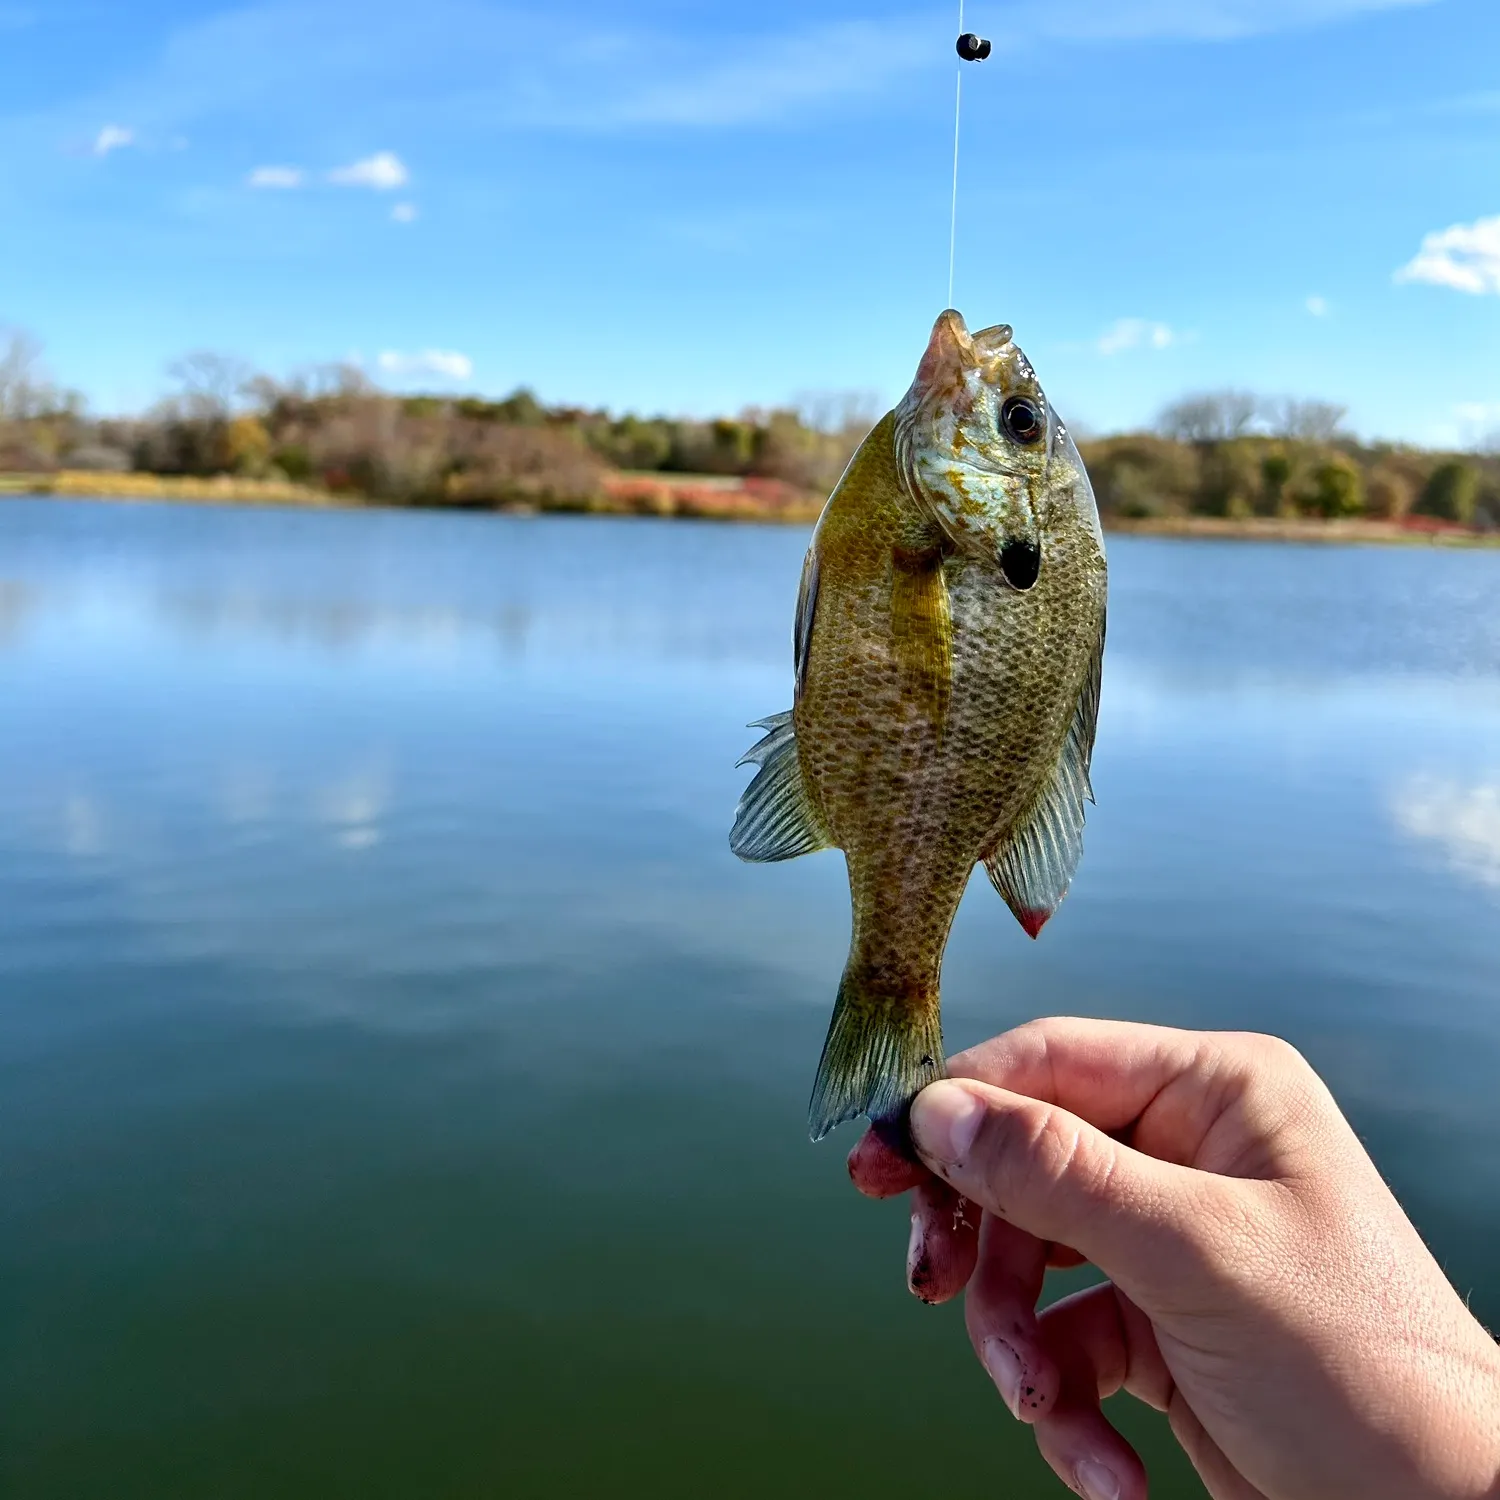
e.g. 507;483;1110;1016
1;498;1498;1499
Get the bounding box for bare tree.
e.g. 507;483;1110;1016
1266;398;1347;443
165;351;254;419
0;327;55;421
1157;390;1261;443
792;389;883;438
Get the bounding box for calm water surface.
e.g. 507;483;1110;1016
2;499;1498;1498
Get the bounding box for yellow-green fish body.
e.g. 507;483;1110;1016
732;311;1107;1141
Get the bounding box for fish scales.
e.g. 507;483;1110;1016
731;310;1107;1143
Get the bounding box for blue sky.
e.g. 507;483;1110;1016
0;0;1497;442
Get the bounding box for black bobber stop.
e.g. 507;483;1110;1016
956;32;992;61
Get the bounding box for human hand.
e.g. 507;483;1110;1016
848;1018;1500;1500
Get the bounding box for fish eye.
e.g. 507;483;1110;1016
1000;539;1041;590
1001;395;1044;445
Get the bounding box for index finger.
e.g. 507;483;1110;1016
948;1017;1248;1168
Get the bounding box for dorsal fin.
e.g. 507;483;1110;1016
793;547;819;699
984;613;1105;936
730;713;832;863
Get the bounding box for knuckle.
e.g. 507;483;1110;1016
1232;1030;1308;1074
978;1100;1111;1211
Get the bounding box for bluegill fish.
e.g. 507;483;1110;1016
731;310;1107;1142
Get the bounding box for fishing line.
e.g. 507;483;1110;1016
949;8;991;310
948;31;962;309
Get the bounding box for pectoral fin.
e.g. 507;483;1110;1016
985;614;1105;936
730;712;831;863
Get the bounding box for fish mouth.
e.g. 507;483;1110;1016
920;311;1014;381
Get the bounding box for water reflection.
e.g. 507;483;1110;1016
1393;775;1500;891
0;497;1497;1500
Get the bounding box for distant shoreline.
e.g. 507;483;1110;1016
2;471;1496;548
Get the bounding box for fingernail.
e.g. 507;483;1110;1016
905;1211;929;1298
980;1336;1023;1419
910;1080;984;1165
1075;1459;1120;1500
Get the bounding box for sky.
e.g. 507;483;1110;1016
0;0;1497;443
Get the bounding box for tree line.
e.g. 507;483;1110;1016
1;330;1495;527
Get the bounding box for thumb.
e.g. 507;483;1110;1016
910;1077;1221;1293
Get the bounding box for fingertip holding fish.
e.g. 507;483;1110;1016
981;1335;1052;1423
905;1211;936;1303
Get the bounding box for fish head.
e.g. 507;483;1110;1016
894;309;1101;585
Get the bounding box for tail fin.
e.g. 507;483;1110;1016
808;972;945;1143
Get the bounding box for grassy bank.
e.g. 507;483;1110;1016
2;469;332;505
1106;513;1500;547
6;468;1499;546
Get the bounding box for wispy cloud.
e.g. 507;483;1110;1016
1456;401;1500;424
247;164;304;188
1454;402;1500;449
1043;0;1440;42
565;18;938;130
1430;89;1500;115
92;124;134;156
1305;294;1329;317
328;151;408;190
1097;318;1178;355
13;0;1421;189
390;201;418;223
377;349;472;380
1392;776;1500;891
1395;214;1500;295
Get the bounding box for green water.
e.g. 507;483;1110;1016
2;500;1498;1497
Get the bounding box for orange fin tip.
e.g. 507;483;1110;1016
1017;908;1051;939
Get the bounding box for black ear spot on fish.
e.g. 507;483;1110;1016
1000;540;1041;591
1001;395;1044;445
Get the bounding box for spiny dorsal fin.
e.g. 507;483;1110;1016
793;548;819;700
984;613;1105;936
730;712;832;863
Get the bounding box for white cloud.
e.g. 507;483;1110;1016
1456;401;1500;425
92;124;134;156
1395;214;1500;295
390;201;418;223
1453;402;1500;449
1392;776;1500;891
1097;318;1177;355
1305;295;1329;317
247;164;304;189
376;349;473;381
328;151;408;190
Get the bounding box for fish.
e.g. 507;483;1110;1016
730;309;1107;1143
